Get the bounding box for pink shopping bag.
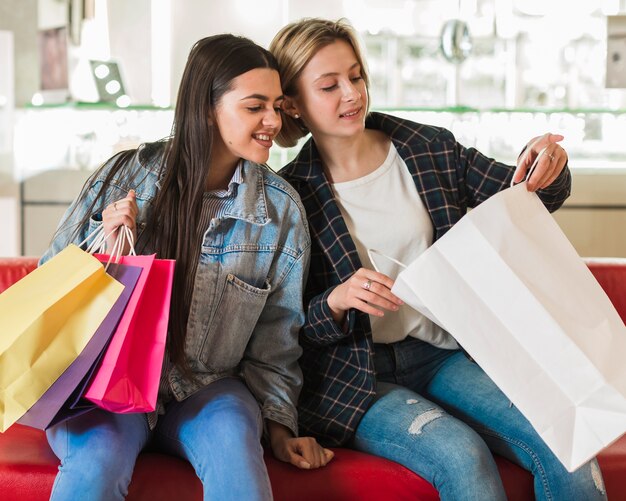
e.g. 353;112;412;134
85;254;174;413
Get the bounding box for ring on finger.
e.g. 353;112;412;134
113;202;118;211
362;279;372;291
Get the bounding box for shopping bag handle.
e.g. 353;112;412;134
367;249;407;274
109;225;137;258
100;226;137;271
79;226;114;254
79;225;136;256
511;145;546;187
78;225;137;271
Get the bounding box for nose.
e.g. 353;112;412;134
262;109;281;130
342;81;360;102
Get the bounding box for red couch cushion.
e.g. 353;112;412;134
0;424;436;501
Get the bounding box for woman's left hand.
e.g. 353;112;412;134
268;421;334;469
273;436;335;469
513;133;568;192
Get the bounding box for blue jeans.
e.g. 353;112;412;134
46;378;272;501
352;337;607;501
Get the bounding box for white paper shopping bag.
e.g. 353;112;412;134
388;180;626;472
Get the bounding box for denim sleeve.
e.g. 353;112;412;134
240;241;310;437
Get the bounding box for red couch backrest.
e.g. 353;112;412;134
584;258;626;324
0;257;38;293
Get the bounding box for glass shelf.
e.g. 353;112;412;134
13;105;626;175
25;101;174;111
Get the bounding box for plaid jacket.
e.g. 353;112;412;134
279;112;571;446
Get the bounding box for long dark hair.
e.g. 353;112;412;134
148;35;279;374
57;34;279;375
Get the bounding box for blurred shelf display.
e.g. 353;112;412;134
379;107;626;169
271;106;626;171
13;105;174;255
360;1;625;113
12;104;626;176
14;104;174;176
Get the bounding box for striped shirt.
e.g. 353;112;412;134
147;161;244;428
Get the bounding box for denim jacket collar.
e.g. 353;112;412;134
222;160;270;226
138;142;270;226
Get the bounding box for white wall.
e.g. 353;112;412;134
169;0;352;104
108;0;152;104
0;0;38;106
0;30;19;256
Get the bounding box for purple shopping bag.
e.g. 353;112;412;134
17;262;142;429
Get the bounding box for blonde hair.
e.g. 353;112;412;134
269;18;370;147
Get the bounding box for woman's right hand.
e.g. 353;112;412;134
327;268;404;324
102;190;138;255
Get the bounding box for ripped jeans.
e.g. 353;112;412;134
352;337;606;501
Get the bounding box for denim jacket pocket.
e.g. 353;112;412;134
199;273;271;371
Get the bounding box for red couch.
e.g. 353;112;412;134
1;256;625;501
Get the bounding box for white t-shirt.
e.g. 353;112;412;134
332;142;458;349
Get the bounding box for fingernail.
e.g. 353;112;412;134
300;461;311;469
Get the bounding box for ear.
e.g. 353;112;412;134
281;97;300;119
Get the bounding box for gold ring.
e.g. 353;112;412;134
362;279;372;291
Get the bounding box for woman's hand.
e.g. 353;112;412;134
268;421;334;469
513;133;568;192
102;190;138;254
327;268;403;324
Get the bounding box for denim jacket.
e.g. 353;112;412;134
42;142;311;435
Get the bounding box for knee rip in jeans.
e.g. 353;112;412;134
407;408;443;435
590;461;606;494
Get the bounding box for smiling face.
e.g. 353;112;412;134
290;40;368;142
212;67;283;167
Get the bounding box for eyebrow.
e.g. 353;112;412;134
314;62;360;82
241;94;284;102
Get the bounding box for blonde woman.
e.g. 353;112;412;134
270;18;606;501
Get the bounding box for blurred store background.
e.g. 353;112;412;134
0;0;625;257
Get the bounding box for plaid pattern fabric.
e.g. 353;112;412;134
279;112;571;446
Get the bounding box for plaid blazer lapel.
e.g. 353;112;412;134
287;140;362;284
395;141;454;241
369;112;457;240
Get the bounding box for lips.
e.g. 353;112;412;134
253;133;274;148
339;107;361;119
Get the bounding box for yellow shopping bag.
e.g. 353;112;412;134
0;244;124;431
